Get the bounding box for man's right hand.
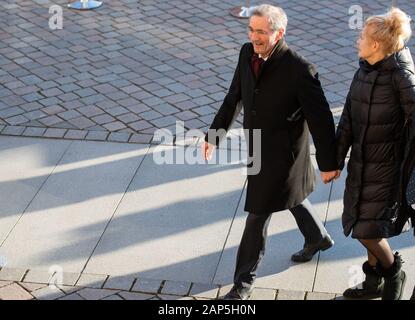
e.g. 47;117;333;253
202;141;215;161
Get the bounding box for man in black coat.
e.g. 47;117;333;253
202;4;339;300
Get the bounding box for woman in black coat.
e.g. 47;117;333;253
336;8;415;300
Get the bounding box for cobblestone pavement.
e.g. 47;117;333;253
1;0;415;301
1;0;414;144
0;267;345;300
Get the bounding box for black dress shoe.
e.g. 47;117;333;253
222;285;253;300
291;235;334;263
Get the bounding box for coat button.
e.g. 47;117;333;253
251;110;257;116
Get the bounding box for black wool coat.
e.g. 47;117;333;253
206;39;338;215
336;47;415;238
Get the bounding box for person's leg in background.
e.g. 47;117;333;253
290;198;334;262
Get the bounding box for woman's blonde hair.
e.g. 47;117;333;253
365;7;412;55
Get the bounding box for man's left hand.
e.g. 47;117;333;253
320;170;341;184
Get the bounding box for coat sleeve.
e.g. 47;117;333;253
296;63;338;172
204;46;243;146
395;68;415;144
335;91;353;170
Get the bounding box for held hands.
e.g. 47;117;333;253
320;170;341;184
203;141;341;184
202;141;215;161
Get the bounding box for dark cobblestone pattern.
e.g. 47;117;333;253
0;0;414;142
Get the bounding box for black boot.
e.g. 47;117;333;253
376;252;406;300
343;261;384;299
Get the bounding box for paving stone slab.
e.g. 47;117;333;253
23;269;53;284
22;127;46;137
161;280;191;296
84;146;246;283
108;132;131;143
85;131;108;141
31;286;66;300
0;268;27;282
0;283;34;300
276;289;306;300
0;140;149;272
76;274;108;289
64;130;88;140
131;279;163;294
58;293;84;300
18;282;47;292
77;288;118;300
129;133;153;144
189;283;220;299
1;126;25;136
118;291;155;300
306;292;336;300
103;275;136;291
60;273;82;287
0;136;71;244
250;288;277;300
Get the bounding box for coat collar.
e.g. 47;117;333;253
267;38;289;62
359;47;415;73
247;38;289;62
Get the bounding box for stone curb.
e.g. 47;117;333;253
0;267;342;300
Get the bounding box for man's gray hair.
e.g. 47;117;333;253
251;4;288;34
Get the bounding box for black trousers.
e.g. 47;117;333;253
233;198;328;286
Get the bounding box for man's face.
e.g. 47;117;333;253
248;15;281;57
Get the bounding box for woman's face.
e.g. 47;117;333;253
357;25;379;60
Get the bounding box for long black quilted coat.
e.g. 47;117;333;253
336;47;415;239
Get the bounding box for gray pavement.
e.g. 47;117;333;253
1;0;415;300
0;135;414;300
